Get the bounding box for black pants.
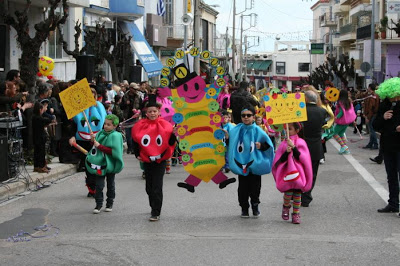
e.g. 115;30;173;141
77;140;96;193
238;173;261;210
33;143;46;168
94;173;116;207
302;159;320;205
383;151;400;209
144;161;166;216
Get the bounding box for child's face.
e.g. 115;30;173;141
146;106;160;120
288;124;299;136
241;111;254;125
223;115;230;124
255;117;262;125
103;119;117;132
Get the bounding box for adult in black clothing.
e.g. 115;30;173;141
373;97;400;213
120;83;142;154
301;90;327;207
230;81;260;124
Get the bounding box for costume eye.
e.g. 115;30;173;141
81;120;87;128
91;148;97;156
237;141;244;153
195;83;199;91
165;108;170;113
92;119;99;127
156;135;163;146
250;142;255;153
183;84;188;92
141;135;151;147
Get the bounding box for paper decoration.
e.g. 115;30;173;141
325;87;339;102
37;56;55;79
59;78;96;119
264;92;307;125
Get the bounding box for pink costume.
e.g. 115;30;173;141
272;134;313;193
334;102;356;125
217;92;230;110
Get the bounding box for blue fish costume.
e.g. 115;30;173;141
228;123;275;176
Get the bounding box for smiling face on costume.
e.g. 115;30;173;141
73;103;107;141
325;87;339;102
176;76;206;103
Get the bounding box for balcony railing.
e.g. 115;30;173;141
165;25;185;39
340;23;356;35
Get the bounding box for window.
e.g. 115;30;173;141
164;0;173;25
298;63;310;72
276;62;285;75
48;8;69;59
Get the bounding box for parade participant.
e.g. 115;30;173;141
227;104;274;218
217;83;231;111
301;90;327;207
32;101;54;173
230;81;260;124
221;110;235;173
69;88;107;197
332;90;356;155
373;77;400;214
272;122;312;224
87;114;124;214
362;84;380;150
320;92;335;164
132;95;176;221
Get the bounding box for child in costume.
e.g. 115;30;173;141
87;114;124;214
354;110;364;134
227;104;274;218
332;90;356;154
132;95;176;221
272;123;312;224
221;110;235;173
320;92;335;164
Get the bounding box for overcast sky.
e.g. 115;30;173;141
202;0;315;52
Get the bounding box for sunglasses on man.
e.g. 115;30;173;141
241;114;253;118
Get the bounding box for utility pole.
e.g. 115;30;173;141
370;0;375;82
194;0;201;74
225;27;229;71
232;0;236;83
243;35;247;81
239;14;243;82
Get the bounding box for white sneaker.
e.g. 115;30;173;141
93;207;101;214
319;158;325;164
105;206;113;212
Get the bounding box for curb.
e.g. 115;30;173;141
0;162;77;203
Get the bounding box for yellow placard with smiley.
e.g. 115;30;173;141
264;92;308;125
59;78;96;119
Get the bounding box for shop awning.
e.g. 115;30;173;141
120;21;163;78
247;60;272;71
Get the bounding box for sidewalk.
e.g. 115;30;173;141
0;157;77;203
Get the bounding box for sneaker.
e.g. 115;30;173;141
292;213;301;224
105;204;113;212
252;205;260;218
149;215;160;221
93;205;102;214
339;146;349;154
282;205;291;220
319;158;325;164
342;149;350;155
362;145;372;149
241;209;250;218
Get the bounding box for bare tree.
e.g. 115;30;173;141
1;0;69;92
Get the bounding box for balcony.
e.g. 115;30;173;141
109;0;144;17
339;23;357;41
320;13;337;28
340;0;351;5
334;2;350;14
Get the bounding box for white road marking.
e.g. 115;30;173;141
329;139;388;202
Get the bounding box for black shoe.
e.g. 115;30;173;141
177;182;195;193
371;146;379;150
219;178;236;189
241;209;250;218
252;205;260;218
362;145;372;149
369;157;383;164
149;215;160;221
377;205;399;213
105;204;113;212
93;205;102;214
301;202;309;207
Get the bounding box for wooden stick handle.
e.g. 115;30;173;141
82;111;93;134
72;142;88;155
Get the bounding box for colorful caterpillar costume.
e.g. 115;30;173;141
158;63;236;192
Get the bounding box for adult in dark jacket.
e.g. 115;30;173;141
373;78;400;213
301;90;327;207
230;81;260;124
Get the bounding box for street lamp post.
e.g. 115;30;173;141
194;0;201;74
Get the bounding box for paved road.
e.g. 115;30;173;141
0;130;399;265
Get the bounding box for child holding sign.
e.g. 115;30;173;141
272;123;312;224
